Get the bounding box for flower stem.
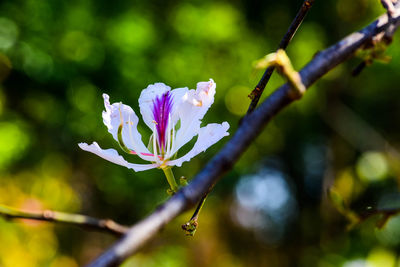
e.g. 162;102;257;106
162;167;179;194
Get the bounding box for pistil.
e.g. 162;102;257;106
152;91;173;154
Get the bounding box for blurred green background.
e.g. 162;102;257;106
1;0;400;266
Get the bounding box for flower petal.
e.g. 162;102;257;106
194;79;217;112
167;121;229;167
79;142;158;172
102;93;153;161
172;79;217;155
139;83;187;130
139;83;170;130
169;87;188;123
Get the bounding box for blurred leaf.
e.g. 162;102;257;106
328;188;360;228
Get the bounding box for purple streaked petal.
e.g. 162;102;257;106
139;83;171;131
152;91;173;151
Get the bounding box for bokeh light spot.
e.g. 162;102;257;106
232;166;297;244
356;151;388;182
342;259;367;267
375;214;400;246
366;247;396;267
60;31;93;62
59;31;104;69
0;17;19;51
106;13;155;53
224;86;250;116
18;43;53;81
0;122;30;169
67;79;98;112
172;3;240;42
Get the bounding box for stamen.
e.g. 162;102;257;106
169;115;173;156
117;122;131;154
127;115;142;159
152;91;173;152
165;118;170;157
127;115;135;150
166;114;172;158
125;115;161;159
129;150;161;158
118;103;124;124
152;123;159;163
192;99;202;107
171;118;176;156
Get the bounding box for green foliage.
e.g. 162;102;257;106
0;0;400;266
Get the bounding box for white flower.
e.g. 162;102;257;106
79;79;230;172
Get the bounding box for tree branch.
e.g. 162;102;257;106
87;4;400;266
381;0;398;18
183;0;316;238
0;204;129;236
247;0;315;114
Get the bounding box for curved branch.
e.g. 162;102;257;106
87;5;400;267
0;204;129;236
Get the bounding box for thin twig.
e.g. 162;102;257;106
86;4;400;266
181;194;207;236
188;0;315;234
0;204;129;236
247;0;315;114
